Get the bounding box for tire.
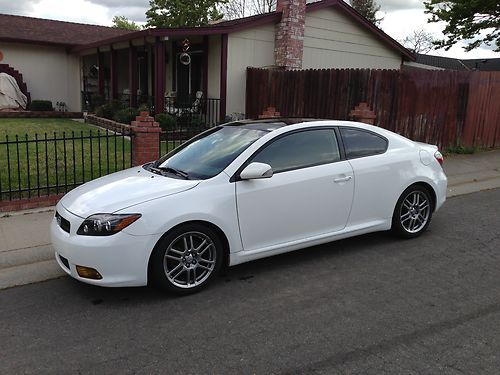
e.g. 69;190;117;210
149;223;223;294
391;185;433;239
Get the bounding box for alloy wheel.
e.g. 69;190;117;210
163;231;216;289
399;191;430;234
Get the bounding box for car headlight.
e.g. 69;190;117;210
77;213;141;236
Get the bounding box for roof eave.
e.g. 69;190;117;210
0;36;76;49
71;0;414;61
71;13;282;54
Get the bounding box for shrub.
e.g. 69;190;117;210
113;107;137;124
95;104;113;119
137;103;150;114
90;94;105;108
190;114;206;128
95;100;125;120
155;113;176;130
30;100;53;111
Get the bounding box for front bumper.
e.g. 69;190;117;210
50;204;160;287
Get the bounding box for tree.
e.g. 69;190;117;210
221;0;276;20
349;0;383;26
401;29;436;53
112;16;141;31
146;0;227;28
222;0;248;19
250;0;276;15
424;0;500;52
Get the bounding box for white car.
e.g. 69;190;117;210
51;119;447;294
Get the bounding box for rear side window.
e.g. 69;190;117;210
340;128;387;159
251;129;341;173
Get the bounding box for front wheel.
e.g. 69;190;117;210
150;223;223;294
391;186;433;238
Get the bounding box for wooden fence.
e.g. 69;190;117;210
246;68;500;148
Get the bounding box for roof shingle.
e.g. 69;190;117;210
0;13;133;47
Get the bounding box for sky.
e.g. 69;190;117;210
0;0;498;59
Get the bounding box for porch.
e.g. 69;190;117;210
78;33;225;126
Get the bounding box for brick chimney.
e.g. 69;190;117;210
275;0;306;69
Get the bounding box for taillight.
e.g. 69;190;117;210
434;151;444;166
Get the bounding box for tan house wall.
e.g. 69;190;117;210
226;24;275;116
302;8;402;69
1;42;81;111
207;35;221;100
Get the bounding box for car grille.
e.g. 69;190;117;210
59;255;70;270
55;211;71;233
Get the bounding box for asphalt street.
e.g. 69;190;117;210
1;189;500;374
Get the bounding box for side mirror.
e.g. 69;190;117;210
239;162;273;180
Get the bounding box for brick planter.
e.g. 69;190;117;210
85;114;131;133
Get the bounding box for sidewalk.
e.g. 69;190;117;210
1;149;499;290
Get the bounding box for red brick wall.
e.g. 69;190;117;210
85;114;131;133
275;0;306;69
0;111;83;118
0;194;64;212
131;113;161;166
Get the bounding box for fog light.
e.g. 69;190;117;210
76;265;102;280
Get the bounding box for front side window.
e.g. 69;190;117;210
251;129;341;173
340;128;388;159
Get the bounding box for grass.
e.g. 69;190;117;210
443;144;480;156
0;118;132;200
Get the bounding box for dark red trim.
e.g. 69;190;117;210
202;36;209;97
219;34;228;122
0;37;76;48
154;38;166;113
97;49;104;97
71;13;282;53
324;0;415;61
110;47;117;100
172;41;176;91
128;43;138;107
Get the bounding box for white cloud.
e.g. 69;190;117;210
26;0;112;25
380;8;499;59
378;0;423;12
0;0;35;14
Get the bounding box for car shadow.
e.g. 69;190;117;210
56;230;400;305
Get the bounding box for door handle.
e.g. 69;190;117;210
334;175;352;183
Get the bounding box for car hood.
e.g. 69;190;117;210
60;166;200;218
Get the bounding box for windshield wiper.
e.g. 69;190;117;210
152;166;189;179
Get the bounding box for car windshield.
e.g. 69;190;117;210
155;126;267;180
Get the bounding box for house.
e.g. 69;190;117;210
0;0;414;120
404;53;500;71
0;14;130;111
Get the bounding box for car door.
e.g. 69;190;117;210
235;128;354;252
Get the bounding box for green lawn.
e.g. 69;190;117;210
0;118;132;200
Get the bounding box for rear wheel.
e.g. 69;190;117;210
150;223;223;294
392;185;433;238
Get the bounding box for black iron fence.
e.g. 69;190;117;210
0;129;132;201
159;123;211;156
164;97;220;127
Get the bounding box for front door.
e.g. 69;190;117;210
176;51;203;106
236;128;354;252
